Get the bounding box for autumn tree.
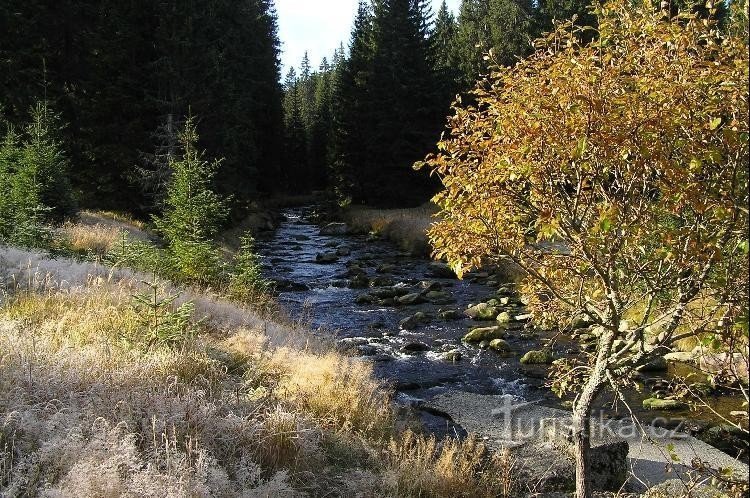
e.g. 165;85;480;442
417;2;749;496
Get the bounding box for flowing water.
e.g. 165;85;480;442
257;207;747;444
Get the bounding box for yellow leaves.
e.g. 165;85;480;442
709;117;722;130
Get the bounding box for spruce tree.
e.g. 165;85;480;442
155;116;227;284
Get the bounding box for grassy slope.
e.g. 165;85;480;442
0;214;506;497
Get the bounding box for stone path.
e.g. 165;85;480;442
425;390;749;493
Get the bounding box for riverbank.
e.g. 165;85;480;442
0;243;514;497
342;203;437;256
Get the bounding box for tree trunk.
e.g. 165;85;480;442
573;405;593;498
573;327;616;498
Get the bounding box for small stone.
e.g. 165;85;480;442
438;310;461;321
520;349;553;365
355;294;377;305
370;276;395;287
440;350;462;362
465;302;500;321
463;326;506;342
397;293;426;305
420;280;442;291
637;356;668;372
489;339;512;352
400;341;430;354
663;351;695;363
425;290;451;301
348;275;370;289
400;312;428;330
642;398;687;411
336;246;351;256
427;262;456;278
495;311;512;325
479;340;491;349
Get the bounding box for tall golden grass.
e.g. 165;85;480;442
0;248;519;496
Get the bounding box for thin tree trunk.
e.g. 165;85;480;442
573;327;616;498
573;403;593;498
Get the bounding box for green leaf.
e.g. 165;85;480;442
709;117;722;130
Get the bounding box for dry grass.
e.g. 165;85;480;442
382;431;514;497
60;221;126;256
0;247;519;496
343;204;438;256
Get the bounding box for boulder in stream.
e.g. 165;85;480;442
400;312;429;331
427;262;456;278
463;326;506;342
465;302;500;320
642;398;687;411
489;338;512;352
397;293;426;305
320;222;349;235
400;341;430;354
520;349;553;364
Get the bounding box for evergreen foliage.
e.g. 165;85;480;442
154;117;227;285
0;103;74;247
0;0;284;213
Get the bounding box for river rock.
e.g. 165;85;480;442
642;398;687;411
544;424;629;491
336;246;351;256
320;222;348;235
424;290;451;302
315;252;339;264
637;356;668;372
489;338;512;352
699;352;749;384
293;234;310;241
420;280;442;291
463;326;506;342
438;309;461;321
371;286;409;299
370;276;395;287
520;349;553;365
664;351;695;363
400;341;430;354
465;302;500;321
397;293;426;305
428;262;456;278
376;263;396;274
348;275;370;289
356;344;378;356
440;350;462;362
355;294;378;305
495;311;512;325
272;279;309;292
400;312;429;331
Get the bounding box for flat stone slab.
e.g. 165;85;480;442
425;390;749;493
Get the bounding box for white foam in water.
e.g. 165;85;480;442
491;377;528;398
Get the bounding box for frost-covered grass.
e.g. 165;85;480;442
0;247;512;496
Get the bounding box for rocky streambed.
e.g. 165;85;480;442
257;207;748;463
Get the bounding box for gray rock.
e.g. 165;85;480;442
397;293;426;305
320;222;349;235
348;275;370;289
420;280;442;291
637;356;668;372
400;312;429;330
424;290;451;301
496;311;512;324
336;246;351;256
370;276;395;287
356;344;378;356
428;262;456;278
400;341;430;354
